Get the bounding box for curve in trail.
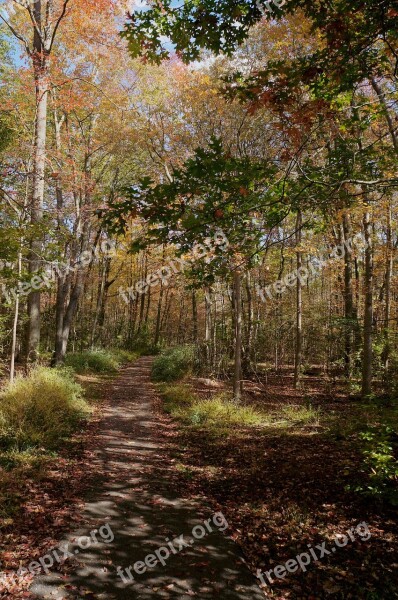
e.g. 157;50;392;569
31;356;265;599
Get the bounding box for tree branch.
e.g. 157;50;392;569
49;0;71;52
0;13;31;56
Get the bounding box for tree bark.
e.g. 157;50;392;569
294;210;303;388
154;282;164;347
192;290;198;343
361;209;373;399
10;252;22;382
243;272;253;374
233;269;243;402
342;212;358;377
205;287;212;368
27;26;49;361
91;256;112;347
52;107;67;366
382;201;392;372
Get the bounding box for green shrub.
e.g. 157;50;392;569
126;326;161;355
109;349;140;364
0;447;54;471
65;349;120;374
159;383;265;429
280;404;320;425
0;367;90;449
350;425;398;505
187;395;264;427
152;346;194;382
160;383;196;415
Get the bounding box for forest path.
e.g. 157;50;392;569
30;356;265;600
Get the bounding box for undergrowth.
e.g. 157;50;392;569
65;348;139;374
158;383;319;432
348;425;398;505
0;367;90;451
152;346;194;382
0;367;94;523
160;383;264;427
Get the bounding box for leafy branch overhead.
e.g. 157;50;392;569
105;137;292;266
122;0;398;79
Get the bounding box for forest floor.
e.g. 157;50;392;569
164;370;398;599
0;372;106;598
1;358;264;599
1;359;397;599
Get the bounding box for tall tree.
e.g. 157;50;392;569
105;138;291;400
1;0;71;360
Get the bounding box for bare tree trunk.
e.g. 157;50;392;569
137;253;147;333
91;257;112;347
192;290;198;343
153;247;166;348
177;298;185;343
60;269;85;360
362;209;373;398
97;271;115;345
212;292;217;371
27;38;49;361
243;272;253;374
53;271;68;365
233;269;243;402
161;288;173;342
205;288;212;367
52;108;67;366
127;253;137;345
342;212;357;377
10;252;22;382
382;201;392;372
276;243;285;371
154;283;164;347
294;210;303;388
144;283;151;326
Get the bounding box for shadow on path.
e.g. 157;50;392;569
30;357;265;599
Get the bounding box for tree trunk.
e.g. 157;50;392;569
154;283;164;347
127;254;137;345
144;283;151;326
10;252;22;382
27;54;49;361
91;257;112;347
53;271;68;365
361;209;373;398
137;253;147;333
243;272;253;374
342;212;357;377
276;243;285;371
192;291;198;343
205;288;212;368
52;108;67;366
382;201;392;372
294;210;303;388
233;269;243;402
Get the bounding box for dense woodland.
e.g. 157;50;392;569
0;1;397;599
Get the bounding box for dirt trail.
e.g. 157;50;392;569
31;357;265;599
